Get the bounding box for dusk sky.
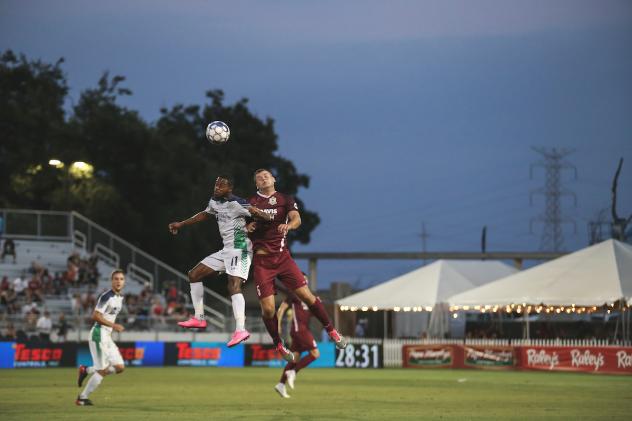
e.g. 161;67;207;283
2;0;631;288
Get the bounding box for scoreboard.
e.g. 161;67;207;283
335;343;383;368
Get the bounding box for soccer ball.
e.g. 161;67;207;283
206;121;230;144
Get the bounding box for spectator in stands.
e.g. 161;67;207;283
36;311;53;343
0;276;9;292
1;286;18;314
52;272;65;295
355;319;366;337
56;313;69;342
13;273;28;297
1;238;17;263
1;323;16;341
22;298;39;316
26;275;44;302
150;296;165;326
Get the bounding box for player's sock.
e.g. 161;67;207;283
86;366;95;374
190;282;205;319
263;314;282;345
231;293;246;331
280;362;297;383
295;354;317;372
80;372;103;399
308;297;334;333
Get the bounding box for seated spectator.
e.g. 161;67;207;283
1;323;17;341
26;275;43;302
12;274;27;297
1;286;18;314
0;276;9;291
56;313;69;342
36;311;53;343
1;238;17;263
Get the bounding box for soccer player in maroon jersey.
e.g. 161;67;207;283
274;284;320;398
247;168;347;362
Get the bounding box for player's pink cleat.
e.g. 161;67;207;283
227;330;250;347
329;329;348;349
177;317;207;329
276;342;295;363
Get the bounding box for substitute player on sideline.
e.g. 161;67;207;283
168;175;272;347
76;270;126;406
274;282;320;399
248;168;347;362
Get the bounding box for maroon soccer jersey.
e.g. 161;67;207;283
248;192;299;254
287;294;312;334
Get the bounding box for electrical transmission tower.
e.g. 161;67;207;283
530;147;577;251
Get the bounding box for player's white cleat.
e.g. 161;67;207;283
276;342;295;363
329;329;348;349
285;369;296;390
274;383;290;399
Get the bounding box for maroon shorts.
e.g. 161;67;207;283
253;250;307;298
290;330;317;353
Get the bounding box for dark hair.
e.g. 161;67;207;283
110;269;125;280
216;175;234;187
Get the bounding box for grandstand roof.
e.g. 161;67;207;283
447;239;632;307
335;260;517;310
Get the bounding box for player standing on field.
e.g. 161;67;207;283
76;270;127;406
274;282;320;399
168;175;271;347
247;168;347;362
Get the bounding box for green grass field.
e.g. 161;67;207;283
1;367;631;420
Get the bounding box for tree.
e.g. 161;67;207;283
0;50;320;273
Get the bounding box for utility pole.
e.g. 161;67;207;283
419;222;429;265
530;147;577;252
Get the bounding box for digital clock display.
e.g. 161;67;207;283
335;343;382;368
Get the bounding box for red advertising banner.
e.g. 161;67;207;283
402;345;459;368
463;345;515;370
518;346;632;375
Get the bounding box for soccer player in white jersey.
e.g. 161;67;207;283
168;175;271;347
76;269;126;406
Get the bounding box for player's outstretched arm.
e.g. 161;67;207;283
168;212;210;235
248;206;274;221
92;310;124;332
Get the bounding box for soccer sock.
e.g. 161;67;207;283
231;293;246;331
80;372;103;399
190;282;205;319
308;297;334;333
86;366;95;374
295;354;317;372
263;314;282;345
280;362;297;383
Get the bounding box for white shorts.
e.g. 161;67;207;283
200;248;252;280
89;330;124;370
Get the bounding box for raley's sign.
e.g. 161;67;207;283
519;346;632;374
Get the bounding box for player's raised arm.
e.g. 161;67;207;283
278;209;301;236
92;310;124;332
168;211;211;235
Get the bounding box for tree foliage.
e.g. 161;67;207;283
0;50;319;271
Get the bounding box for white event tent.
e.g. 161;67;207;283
336;260;518;338
448;239;632;308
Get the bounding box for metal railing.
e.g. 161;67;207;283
0;208;232;330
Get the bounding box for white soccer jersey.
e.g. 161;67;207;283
204;195;252;251
92;289;124;337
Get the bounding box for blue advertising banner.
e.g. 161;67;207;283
164;342;245;367
245;342;335;368
0;342;15;368
77;341;165;367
